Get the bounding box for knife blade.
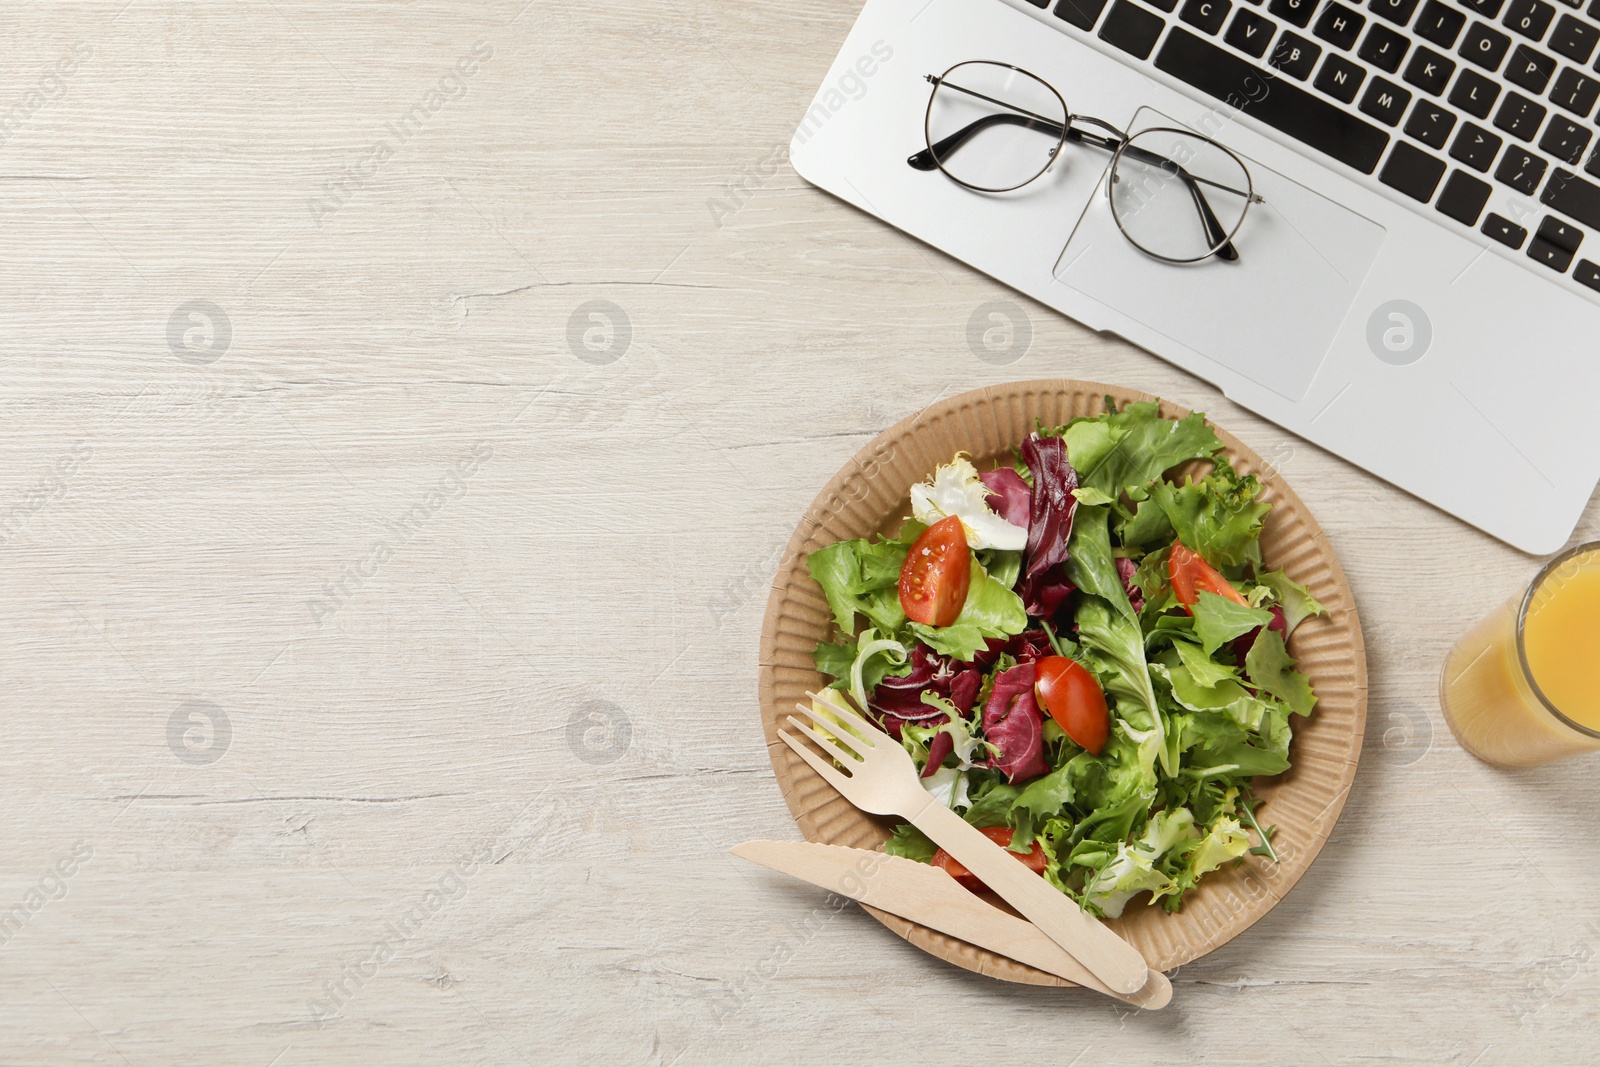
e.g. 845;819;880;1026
731;840;1170;1009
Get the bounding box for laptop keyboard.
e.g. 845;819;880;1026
1035;0;1600;293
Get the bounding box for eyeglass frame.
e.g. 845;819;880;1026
907;61;1265;265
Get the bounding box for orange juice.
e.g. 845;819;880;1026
1441;544;1600;767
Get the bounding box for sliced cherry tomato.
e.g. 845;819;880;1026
899;515;971;627
1034;655;1110;755
1168;542;1247;614
931;826;1048;893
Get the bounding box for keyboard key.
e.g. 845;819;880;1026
1587;146;1600;177
1549;12;1600;59
1370;0;1422;23
1483;211;1530;245
1270;30;1323;74
1317;52;1370;99
1495;146;1550;190
1181;0;1233;31
1315;2;1369;46
1460;22;1513;68
1406;99;1459;146
1529;235;1577;269
1502;0;1556;38
1550;67;1600;116
1404;45;1458;90
1541;117;1593;161
1380;141;1448;198
1541;167;1600;227
1451;121;1506;168
1055;0;1115;28
1436;169;1495;220
1225;7;1277;52
1449;68;1503;115
1493;91;1548;139
1154;28;1393;172
1537;213;1584;249
1360;22;1412;69
1269;0;1319;24
1360;75;1415;122
1099;0;1167;57
1416;0;1468;44
1504;44;1557;90
1575;258;1600;291
1026;0;1049;6
1459;0;1505;14
1148;0;1182;11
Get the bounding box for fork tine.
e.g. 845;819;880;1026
790;702;874;755
786;714;866;761
777;729;853;793
806;689;879;740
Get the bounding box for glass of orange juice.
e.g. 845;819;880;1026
1440;542;1600;767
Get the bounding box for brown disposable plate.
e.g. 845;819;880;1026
757;380;1368;986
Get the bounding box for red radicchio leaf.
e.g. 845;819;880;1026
1019;433;1080;615
982;662;1048;783
974;629;1055;670
1025;565;1075;620
978;467;1032;531
870;646;980;738
1115;556;1145;614
922;731;954;779
948;669;982;713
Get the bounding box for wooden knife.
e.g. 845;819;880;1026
731;840;1170;1009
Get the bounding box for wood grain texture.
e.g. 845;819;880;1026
2;1;1599;1064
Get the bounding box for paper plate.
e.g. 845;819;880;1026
757;380;1368;986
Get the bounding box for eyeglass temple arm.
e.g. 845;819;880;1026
909;75;1068;169
907;111;1067;170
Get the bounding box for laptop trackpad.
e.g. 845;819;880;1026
1053;108;1386;403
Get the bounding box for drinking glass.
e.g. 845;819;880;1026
1440;541;1600;766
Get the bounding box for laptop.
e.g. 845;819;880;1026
789;0;1600;553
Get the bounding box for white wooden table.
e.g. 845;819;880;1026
2;2;1596;1063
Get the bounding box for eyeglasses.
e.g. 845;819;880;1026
907;61;1264;265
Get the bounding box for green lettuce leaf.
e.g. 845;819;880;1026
1066;505;1136;621
1120;498;1174;550
981;548;1023;591
1191;591;1273;656
1149;463;1271;569
1244;629;1318;716
884;823;938;864
812;628;910;698
1015;760;1077;821
806;535;910;634
1075;595;1161;733
811;638;855;683
1064;402;1223;497
1082;807;1200;917
1171;636;1243;688
1185;816;1251;878
1257;569;1327;637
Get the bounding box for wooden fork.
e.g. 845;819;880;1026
780;688;1153;997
